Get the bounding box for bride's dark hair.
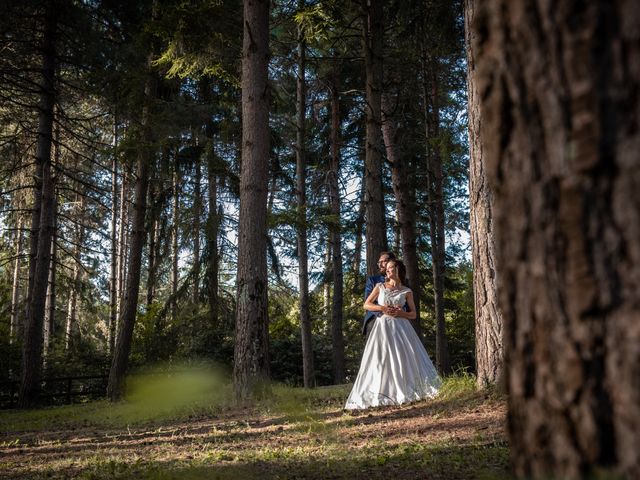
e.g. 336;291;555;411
388;259;408;287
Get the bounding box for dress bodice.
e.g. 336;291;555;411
378;283;410;308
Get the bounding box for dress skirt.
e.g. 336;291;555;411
345;314;441;410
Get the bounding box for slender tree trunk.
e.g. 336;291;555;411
111;163;128;354
423;53;450;374
295;13;314;388
200;77;220;328
107;49;156;401
464;0;502;388
10;217;24;344
109;113;119;352
362;0;387;275
323;242;331;315
206;146;219;327
193;155;202;303
65;194;84;351
146;212;158;308
329;64;345;383
234;0;271;403
381;92;421;337
352;170;366;287
18;6;57;408
476;1;640;477
171;158;179;320
42;195;57;365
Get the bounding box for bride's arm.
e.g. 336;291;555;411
364;284;385;313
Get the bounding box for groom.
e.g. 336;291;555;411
362;251;396;337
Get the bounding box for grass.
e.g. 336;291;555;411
0;372;510;479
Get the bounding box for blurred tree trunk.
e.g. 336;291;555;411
234;0;270;403
295;11;314;389
18;4;57;408
475;1;640;478
423;53;450;374
362;0;387;275
329;61;345;383
464;0;503;388
107;44;156;401
382;92;421;337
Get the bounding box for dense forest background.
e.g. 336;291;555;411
0;0;472;392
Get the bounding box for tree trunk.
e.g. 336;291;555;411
18;6;56;408
323;242;331;315
65;194;84;351
381;92;421;337
200;77;220;328
423;54;450;375
464;0;503;388
362;0;387;276
10;217;24;344
234;0;270;403
475;1;640;478
171;159;179;320
352;169;366;289
146;211;158;308
109;113;119;352
193;154;202;303
329;63;345;384
295;13;314;388
42;195;57;365
107;50;156;401
111;162;128;354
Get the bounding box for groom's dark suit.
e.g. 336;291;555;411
362;274;385;336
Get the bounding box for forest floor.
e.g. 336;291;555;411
0;373;509;479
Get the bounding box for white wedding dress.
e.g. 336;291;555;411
345;283;441;410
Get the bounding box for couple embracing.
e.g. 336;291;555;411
345;252;441;410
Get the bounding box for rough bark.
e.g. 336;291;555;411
234;0;270;403
107;49;156;401
362;0;387;276
423;55;450;374
18;5;57;408
464;0;503;388
381;92;421;337
329;63;345;383
475;1;640;477
295;15;314;388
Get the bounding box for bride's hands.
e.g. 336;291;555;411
382;305;402;316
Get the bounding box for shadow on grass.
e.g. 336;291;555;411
2;440;510;480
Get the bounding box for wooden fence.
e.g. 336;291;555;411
0;374;108;409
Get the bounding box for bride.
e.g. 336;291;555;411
345;259;441;410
